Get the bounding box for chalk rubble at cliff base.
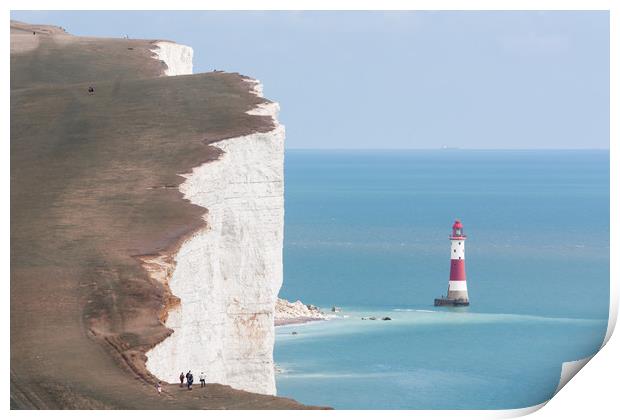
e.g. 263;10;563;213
275;298;328;326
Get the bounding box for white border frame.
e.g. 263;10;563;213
4;1;616;419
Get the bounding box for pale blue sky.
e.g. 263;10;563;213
11;11;609;149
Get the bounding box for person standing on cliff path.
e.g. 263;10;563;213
199;372;206;388
186;371;194;390
179;372;185;388
156;381;162;395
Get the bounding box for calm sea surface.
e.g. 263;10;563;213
275;150;609;409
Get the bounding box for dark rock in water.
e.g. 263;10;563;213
382;317;392;321
291;331;298;335
368;316;377;320
361;317;366;320
331;306;341;312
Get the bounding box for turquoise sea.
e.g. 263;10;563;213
275;150;609;409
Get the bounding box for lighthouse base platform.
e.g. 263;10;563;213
434;297;470;307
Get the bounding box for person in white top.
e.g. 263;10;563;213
199;372;206;388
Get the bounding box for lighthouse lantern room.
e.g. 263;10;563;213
434;219;470;307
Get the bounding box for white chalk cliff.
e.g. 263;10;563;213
144;47;285;395
152;41;193;76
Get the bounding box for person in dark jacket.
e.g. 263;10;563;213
179;372;185;387
186;371;194;390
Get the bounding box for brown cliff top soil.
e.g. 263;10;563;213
10;21;325;410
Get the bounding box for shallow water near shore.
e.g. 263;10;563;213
276;150;609;409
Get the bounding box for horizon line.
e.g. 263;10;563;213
284;147;610;151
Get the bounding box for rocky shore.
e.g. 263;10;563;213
275;298;328;326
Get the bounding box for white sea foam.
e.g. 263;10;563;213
276;309;605;345
393;308;435;313
390;309;604;324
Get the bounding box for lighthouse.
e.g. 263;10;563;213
434;220;470;306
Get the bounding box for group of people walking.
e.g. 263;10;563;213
179;371;207;390
155;371;207;395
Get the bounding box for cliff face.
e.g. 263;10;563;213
152;41;194;76
10;21;311;408
144;46;285;395
146;85;284;395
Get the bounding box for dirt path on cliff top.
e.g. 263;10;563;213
10;22;321;409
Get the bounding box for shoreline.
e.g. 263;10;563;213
275;317;330;327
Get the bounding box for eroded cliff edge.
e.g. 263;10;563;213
146;82;285;395
10;21;318;409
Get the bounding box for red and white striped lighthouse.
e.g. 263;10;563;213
434;219;470;306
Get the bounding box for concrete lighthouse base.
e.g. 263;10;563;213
434;297;470;307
